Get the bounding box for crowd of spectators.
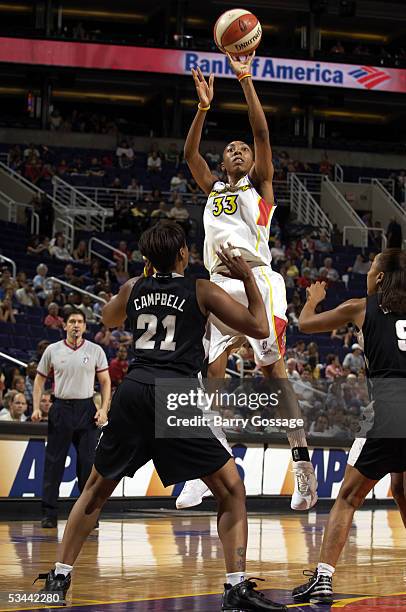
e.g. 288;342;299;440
329;40;406;67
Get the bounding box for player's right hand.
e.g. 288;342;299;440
31;409;42;422
191;67;214;108
216;243;253;281
306;281;327;304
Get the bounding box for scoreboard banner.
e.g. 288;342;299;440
0;439;393;500
0;37;406;94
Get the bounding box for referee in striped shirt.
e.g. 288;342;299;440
32;308;111;528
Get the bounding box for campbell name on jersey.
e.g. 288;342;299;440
203;175;276;275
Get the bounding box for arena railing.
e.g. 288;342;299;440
358;176;395;197
0;254;16;278
48;276;106;319
372;178;406;215
89;237;128;273
53;216;75;253
0;191;39;234
288;173;332;232
342;226;387;250
334;164;344;182
0;352;27;368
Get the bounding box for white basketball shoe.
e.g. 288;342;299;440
291;461;318;511
176;479;211;509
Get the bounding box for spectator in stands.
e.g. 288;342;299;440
73;240;90;264
37;392;52;421
111;324;132;348
44;303;63;330
109;344;129;388
279;264;295;289
147;151;162;173
56;159;68;176
330;41;345;54
93;291;109;318
0;295;16;323
287;292;301;328
296;267;312;289
88;157;105;177
319;257;340;282
387;217;403;248
319;153;333;178
23;143;40;161
151;201;169;221
50;235;73;261
111;260;129;287
24;157;43;185
0;392;27;422
370;221;383;249
25;361;38;408
169;198;190;233
314;231;333;253
46;281;66;309
187;177;200;197
66;292;81;308
189;244;203;266
33;263;51;299
307;342;320;372
343;343;364;374
113;240;131;265
116;140;135;169
270;238;285;263
7;145;22;171
286;358;301;384
170;171;188;194
325;355;344;380
49;109;63;130
127;178;143;201
95;325;117;350
61;263;83;288
16;279;40;307
78;295;97;323
166;142;180;166
286;258;299;279
35;340;50;362
350;254;371;275
309;414;331;437
331;323;354;347
11;375;26;395
27;235;51;257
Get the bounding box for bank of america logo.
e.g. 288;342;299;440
349;66;391;89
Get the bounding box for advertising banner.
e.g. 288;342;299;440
0;37;405;94
0;439;393;499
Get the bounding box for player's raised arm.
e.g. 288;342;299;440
184;68;218;195
299;282;366;333
227;53;274;202
197;245;269;338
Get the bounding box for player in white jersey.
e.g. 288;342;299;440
179;53;317;511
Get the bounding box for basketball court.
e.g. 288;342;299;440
1;507;405;610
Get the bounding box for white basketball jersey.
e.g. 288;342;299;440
203;175;276;275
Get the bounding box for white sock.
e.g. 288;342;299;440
226;571;246;586
317;562;335;577
55;562;73;577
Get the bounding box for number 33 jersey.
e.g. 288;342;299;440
126;274;207;382
203;175;276;275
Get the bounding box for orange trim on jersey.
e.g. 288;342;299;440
256;196;274;227
274;315;287;357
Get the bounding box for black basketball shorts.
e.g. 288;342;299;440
94;377;232;486
348;437;406;480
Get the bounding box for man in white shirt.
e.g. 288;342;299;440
32;308;111;528
0;393;27;421
343;344;364;373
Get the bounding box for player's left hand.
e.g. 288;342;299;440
226;51;255;79
95;409;108;427
306;281;327;305
216;243;253;281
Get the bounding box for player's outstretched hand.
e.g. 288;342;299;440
216;243;253;281
226;51;255;79
306;281;327;305
191;67;214;108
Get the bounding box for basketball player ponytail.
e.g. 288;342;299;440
376;249;406;314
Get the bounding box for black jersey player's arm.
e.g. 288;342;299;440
227;53;274;204
184;68;218;195
196;245;269;339
101;277;140;328
299;282;366;333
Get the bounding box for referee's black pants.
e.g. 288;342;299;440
42;398;99;519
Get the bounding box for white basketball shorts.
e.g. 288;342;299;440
207;265;288;367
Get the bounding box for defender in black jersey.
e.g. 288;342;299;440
36;221;287;612
292;249;406;605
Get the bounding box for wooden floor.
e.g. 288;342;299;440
0;508;405;611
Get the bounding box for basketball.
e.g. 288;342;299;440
214;8;262;56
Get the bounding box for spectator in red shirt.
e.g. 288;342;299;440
113;240;131;265
109;345;128;388
44;303;64;329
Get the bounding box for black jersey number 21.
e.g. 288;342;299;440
135;314;177;351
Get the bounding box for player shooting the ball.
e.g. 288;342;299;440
179;52;318;512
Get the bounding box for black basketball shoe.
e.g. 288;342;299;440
222;578;288;611
33;570;71;604
292;569;333;604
